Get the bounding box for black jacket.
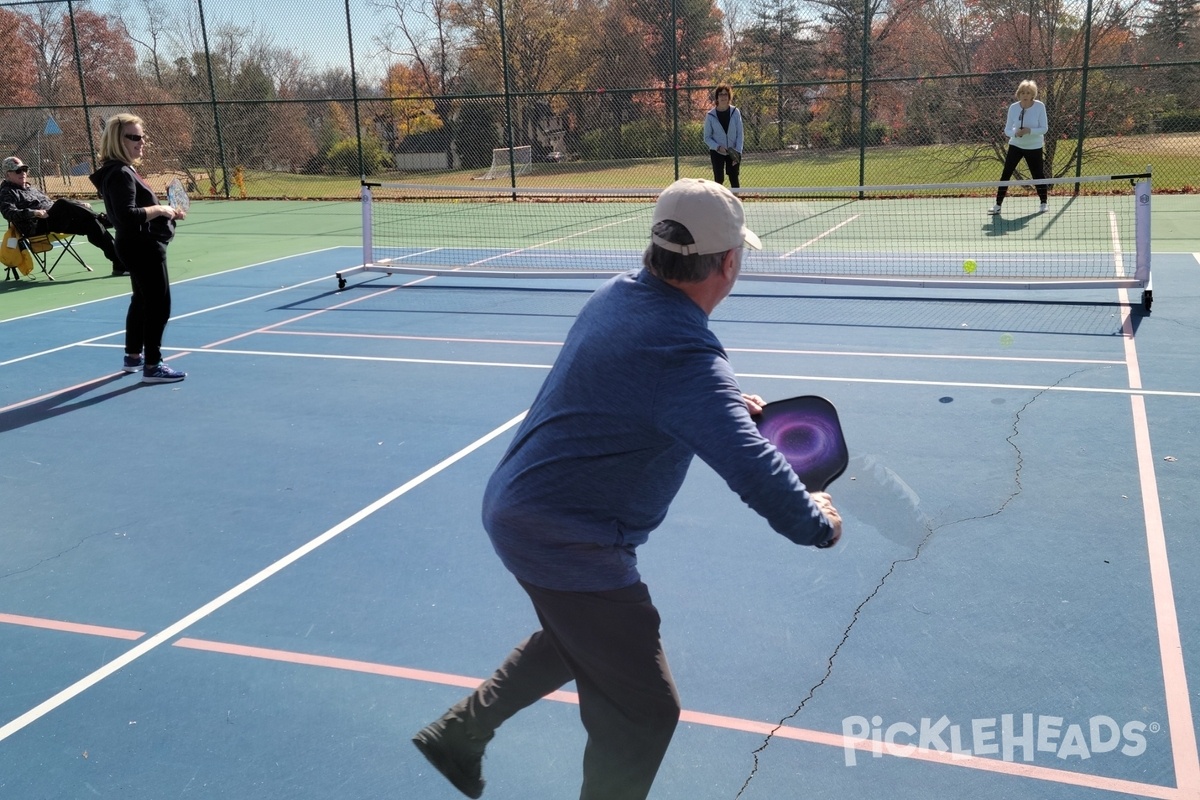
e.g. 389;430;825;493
0;179;53;235
89;161;174;244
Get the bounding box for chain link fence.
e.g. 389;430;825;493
1;0;1196;199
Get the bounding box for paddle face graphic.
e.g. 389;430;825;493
755;395;848;493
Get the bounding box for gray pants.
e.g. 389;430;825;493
451;578;681;800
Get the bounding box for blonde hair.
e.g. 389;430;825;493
1016;80;1039;100
98;113;145;165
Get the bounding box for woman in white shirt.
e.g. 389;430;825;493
989;80;1049;215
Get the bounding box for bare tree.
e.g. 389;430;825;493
110;0;174;87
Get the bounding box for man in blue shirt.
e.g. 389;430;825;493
413;178;842;800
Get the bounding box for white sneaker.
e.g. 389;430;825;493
988;204;1001;215
1039;203;1048;213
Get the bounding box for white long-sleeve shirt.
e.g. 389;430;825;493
1004;100;1048;149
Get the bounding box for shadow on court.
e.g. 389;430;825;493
0;374;140;434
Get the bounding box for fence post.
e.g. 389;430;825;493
497;0;517;194
196;0;231;198
1073;0;1094;184
345;0;366;181
671;0;680;181
65;1;97;174
858;0;869;195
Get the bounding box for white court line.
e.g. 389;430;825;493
260;330;1125;365
0;246;353;326
734;372;1200;399
469;214;650;267
0;274;439;413
0;263;346;368
0;410;529;745
76;343;1200;399
263;330;565;347
779;215;861;258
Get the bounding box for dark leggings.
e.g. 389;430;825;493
709;150;740;188
32;199;116;262
448;579;681;800
995;145;1047;204
118;237;171;365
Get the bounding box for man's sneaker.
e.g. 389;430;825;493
142;363;186;384
412;713;492;799
1039;203;1048;213
988;204;1002;215
122;354;144;373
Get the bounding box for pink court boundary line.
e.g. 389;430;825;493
1117;285;1200;796
0;612;143;641
170;636;1181;799
0;611;1182;798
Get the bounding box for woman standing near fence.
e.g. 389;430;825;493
90;113;187;384
703;85;744;189
989;80;1049;216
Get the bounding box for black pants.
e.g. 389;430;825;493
709;150;740;188
448;579;681;800
31;199;117;263
995;145;1047;204
118;237;171;365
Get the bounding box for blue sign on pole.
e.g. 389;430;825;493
44;116;62;136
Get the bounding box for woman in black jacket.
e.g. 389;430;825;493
90;113;187;384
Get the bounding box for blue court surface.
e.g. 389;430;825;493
2;246;1199;799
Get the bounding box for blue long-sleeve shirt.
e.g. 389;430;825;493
482;268;835;592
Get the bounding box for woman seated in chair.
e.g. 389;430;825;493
0;156;123;275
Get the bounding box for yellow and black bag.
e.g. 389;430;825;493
2;224;35;276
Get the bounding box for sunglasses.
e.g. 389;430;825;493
124;134;147;142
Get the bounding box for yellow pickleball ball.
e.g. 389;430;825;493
963;259;977;274
1000;333;1014;347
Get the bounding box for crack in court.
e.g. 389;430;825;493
733;367;1096;798
0;528;117;581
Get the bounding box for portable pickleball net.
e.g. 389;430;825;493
335;171;1153;310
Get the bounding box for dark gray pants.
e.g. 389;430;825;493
451;579;681;800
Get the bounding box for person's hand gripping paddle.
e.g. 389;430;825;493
754;395;848;547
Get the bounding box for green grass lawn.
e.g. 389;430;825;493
220;132;1198;198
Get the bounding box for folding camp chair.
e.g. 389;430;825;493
20;231;93;280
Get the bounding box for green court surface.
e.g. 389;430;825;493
1;201;361;321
